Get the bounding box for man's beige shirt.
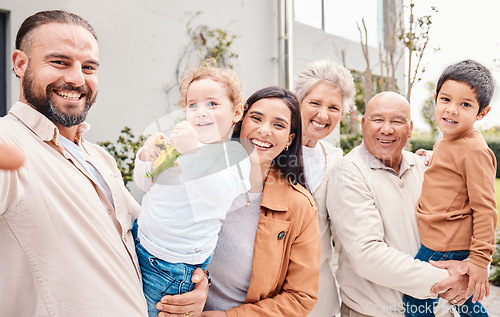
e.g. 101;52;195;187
0;102;147;316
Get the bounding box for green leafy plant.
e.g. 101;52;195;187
409;136;434;153
175;12;239;81
165;11;240;112
187;23;238;69
340;132;363;155
97;127;146;188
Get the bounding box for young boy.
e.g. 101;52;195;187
403;60;497;317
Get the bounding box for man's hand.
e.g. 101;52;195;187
429;260;469;305
139;132;169;162
157;268;209;317
415;149;433;166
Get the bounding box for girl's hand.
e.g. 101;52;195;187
415;149;433;166
170;121;198;155
139;132;168;162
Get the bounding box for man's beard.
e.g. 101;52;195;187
23;64;96;128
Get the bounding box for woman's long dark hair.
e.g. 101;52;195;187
232;86;306;189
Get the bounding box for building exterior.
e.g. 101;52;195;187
1;0;404;145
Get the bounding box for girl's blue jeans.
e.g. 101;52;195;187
132;220;211;317
402;244;488;317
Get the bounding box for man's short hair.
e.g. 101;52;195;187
16;10;97;53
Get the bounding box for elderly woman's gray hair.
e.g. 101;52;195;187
294;59;356;114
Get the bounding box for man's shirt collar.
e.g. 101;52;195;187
9;101;90;145
359;142;415;178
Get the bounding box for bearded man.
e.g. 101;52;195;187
0;10;148;316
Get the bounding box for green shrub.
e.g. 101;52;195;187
339;133;363;155
98;127;146;188
486;136;500;178
410;135;500;178
409;137;435;152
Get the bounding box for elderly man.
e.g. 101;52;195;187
327;92;467;316
0;10;150;316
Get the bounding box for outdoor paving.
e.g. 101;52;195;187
482;284;500;316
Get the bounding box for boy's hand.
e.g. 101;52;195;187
464;261;490;303
170;121;198;155
415;149;433;166
139;132;169;162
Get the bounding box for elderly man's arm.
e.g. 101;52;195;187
327;161;449;299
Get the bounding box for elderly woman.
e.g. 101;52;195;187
294;59;355;317
157;86;321;317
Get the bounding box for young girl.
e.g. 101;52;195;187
133;63;250;316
